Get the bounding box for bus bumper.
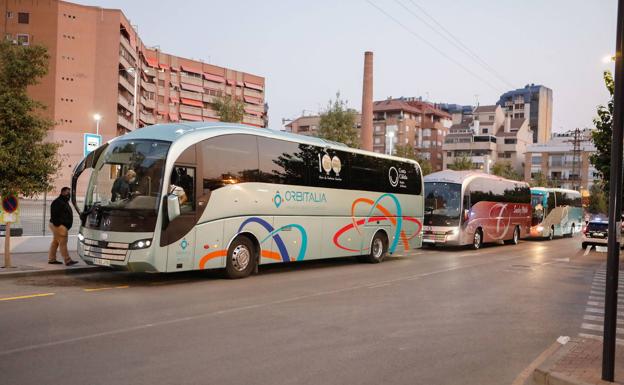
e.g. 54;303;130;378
422;228;461;246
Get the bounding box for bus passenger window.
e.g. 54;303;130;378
169;166;195;212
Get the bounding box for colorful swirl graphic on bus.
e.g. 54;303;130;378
198;217;308;269
333;193;422;254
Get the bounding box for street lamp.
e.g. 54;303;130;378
93;113;101;136
387;131;395;155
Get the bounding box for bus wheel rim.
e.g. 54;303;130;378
232;245;251;271
372;238;383;258
514;228;519;243
474;233;481;248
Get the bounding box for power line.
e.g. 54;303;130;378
399;0;516;89
365;0;504;93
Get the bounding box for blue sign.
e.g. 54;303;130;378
84;133;102;157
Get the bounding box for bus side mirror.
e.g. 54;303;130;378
463;209;469;222
167;194;181;222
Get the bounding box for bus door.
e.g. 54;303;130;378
161;146;198;272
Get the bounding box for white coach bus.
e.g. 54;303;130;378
71;123;424;278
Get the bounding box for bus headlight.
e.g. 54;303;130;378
129;238;152;250
536;225;544;232
77;233;85;242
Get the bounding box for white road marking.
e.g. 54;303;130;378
584;314;624;324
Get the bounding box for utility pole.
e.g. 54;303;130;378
602;0;624;380
564;128;588;191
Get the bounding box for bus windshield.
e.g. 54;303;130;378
531;194;546;226
85;140;170;222
424;182;462;226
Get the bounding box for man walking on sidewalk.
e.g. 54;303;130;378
48;187;78;266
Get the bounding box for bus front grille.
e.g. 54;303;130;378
82;238;128;261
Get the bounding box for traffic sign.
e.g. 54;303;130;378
0;194;19;224
84;133;102;157
2;194;18;214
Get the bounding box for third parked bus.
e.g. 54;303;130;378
423;170;531;249
529;187;583;239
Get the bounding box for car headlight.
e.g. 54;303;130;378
77;233;85;242
129;238;152;250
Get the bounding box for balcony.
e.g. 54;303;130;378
202;94;218;104
119;35;136;60
119;54;134;71
180;74;203;86
140;96;155;109
180;90;202;100
117;114;133;130
243;87;263;98
203;108;218;118
139;112;155;125
243;115;264;126
180;105;202;115
117;94;133;113
118;75;135;94
141;82;156;93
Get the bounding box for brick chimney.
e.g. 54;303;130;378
361;51;373;151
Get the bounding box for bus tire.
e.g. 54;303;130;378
565;224;575;238
505;226;520;245
472;228;483;250
581;242;588;249
224;236;256;279
361;231;388;264
548;226;554;241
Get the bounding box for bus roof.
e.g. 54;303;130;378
113;122;417;164
424;170;528;186
530;187;581;196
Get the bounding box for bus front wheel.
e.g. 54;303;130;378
505;226;520;245
360;232;388;264
224;236;256;279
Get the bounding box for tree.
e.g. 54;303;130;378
213;94;245;123
590;71;614;192
491;160;522;181
588;182;608;214
318;92;359;148
0;41;60;267
393;144;433;176
448;156;473;171
529;171;550;187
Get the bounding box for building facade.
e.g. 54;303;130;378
442;105;533;173
1;0;266;193
497;84;553;144
524;128;598;191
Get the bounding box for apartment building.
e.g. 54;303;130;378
442;105;533;173
524;128;598;191
372;98;451;171
497;84;553;143
1;0;266;193
284;114;362;139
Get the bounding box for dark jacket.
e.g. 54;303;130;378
111;177;130;202
50;195;73;229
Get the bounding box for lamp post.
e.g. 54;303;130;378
387;131;395;155
93;113;101;136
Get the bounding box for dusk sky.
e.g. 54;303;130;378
76;0;616;132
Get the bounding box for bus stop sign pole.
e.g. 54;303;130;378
603;0;624;380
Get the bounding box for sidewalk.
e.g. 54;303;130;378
527;337;624;385
0;252;101;278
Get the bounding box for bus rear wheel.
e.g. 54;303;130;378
505;226;520;245
547;226;554;241
472;229;483;250
360;232;388;264
224;236;256;279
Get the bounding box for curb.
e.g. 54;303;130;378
0;265;104;279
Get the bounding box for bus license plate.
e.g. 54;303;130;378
92;258;110;267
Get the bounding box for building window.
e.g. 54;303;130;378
158;79;165;87
374;137;381;144
489;115;494;121
423;128;431;137
531;155;542;164
18;12;29;24
16;34;29;46
482;128;489;134
504;138;517;144
6;11;13;19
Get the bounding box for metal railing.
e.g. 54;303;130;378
4;197;82;237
